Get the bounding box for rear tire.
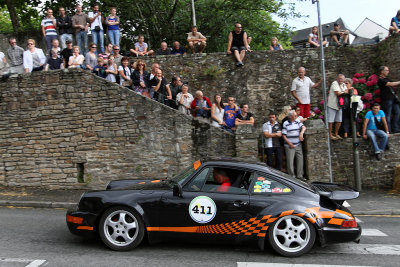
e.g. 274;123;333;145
99;206;144;251
267;215;315;257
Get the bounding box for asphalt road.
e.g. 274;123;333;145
0;207;399;267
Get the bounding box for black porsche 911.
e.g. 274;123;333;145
66;158;361;257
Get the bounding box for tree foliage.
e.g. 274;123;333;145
2;0;303;51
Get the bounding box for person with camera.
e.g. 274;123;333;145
378;66;400;133
362;103;389;161
88;4;105;54
176;84;194;115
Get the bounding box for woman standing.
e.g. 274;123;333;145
68;46;84;68
211;94;226;128
118;56;132;88
106;7;120;47
131;59;151;97
105;55;118;83
23;39;46;72
85;43;97;71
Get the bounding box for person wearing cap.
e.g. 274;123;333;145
56;7;73;50
330;23;349;47
61;39;73;68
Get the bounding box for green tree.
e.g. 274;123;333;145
0;0;41;32
7;0;302;51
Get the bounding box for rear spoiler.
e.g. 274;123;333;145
311;182;359;201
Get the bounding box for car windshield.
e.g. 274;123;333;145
169;164;196;186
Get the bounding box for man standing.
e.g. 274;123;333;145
327;74;348;140
330;23;349;47
169;76;183;109
291;67;321;118
235;104;254;126
41;9;58;53
6;37;25;74
362;103;390;160
282;110;306;179
378;66;400;133
187;26;207;54
57;7;73;50
223;97;240;133
88;4;105;54
263;112;282;171
227;23;251;67
72;5;90;55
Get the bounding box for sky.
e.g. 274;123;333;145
278;0;399;31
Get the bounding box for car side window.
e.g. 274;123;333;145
252;173;292;194
202;167;248;194
183;167;210;191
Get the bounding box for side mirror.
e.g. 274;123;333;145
173;183;183;198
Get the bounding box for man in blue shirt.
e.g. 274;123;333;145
223;97;240;133
362;103;390;160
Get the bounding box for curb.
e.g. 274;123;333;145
0;200;76;209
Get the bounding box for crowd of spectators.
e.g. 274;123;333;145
1;4;400;178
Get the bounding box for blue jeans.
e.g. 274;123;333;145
107;30;120;47
382;99;400;132
59;34;73;50
45;35;58;54
76;31;88;55
366;129;388;153
91;29;105;53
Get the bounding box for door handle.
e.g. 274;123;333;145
233;200;248;207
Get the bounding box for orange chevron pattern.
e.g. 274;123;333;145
146;207;354;237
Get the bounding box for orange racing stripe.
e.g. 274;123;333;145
147;226;199;233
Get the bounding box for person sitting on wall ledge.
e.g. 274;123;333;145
235;104;254;126
155;42;172;56
227;23;251;67
330;23;349;47
308;26;328;48
187;26;207;54
130;35;154;57
389;10;400;36
362;103;390;161
171;41;187;55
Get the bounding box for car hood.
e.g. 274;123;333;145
112;179;172;191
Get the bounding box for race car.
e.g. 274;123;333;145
66;158;361;257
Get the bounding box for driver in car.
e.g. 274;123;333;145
213;168;231;192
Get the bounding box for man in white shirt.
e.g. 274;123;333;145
291;66;321;118
88;4;104;54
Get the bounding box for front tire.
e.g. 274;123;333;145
99;206;144;251
267;215;315;257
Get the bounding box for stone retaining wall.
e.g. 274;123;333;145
0;69;235;189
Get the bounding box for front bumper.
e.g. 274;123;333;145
66;209;98;236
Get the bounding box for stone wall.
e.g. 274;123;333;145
0;69;235;189
1;34;400;189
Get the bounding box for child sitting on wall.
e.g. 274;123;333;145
93;57;107;78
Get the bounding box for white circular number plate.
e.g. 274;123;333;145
189;196;217;224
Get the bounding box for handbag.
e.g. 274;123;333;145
94;26;101;31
